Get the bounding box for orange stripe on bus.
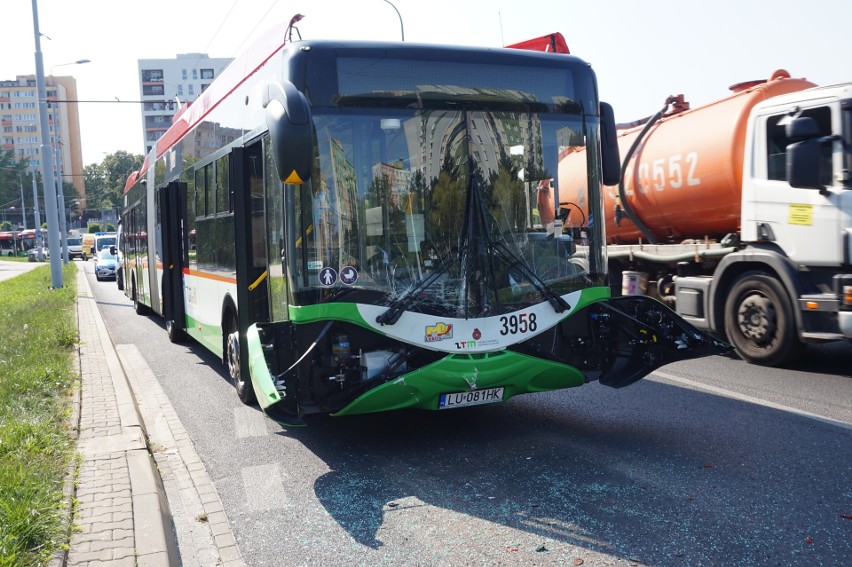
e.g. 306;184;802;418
182;267;238;285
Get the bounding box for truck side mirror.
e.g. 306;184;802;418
600;102;621;187
787;140;822;190
785;116;819;140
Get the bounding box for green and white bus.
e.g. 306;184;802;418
118;24;727;425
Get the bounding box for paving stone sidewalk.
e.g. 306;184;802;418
62;267;245;566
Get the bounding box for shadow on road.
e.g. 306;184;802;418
281;381;851;564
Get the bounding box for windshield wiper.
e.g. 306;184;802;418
490;240;571;313
375;257;452;325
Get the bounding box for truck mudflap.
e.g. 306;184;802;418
246;324;305;427
595;296;732;388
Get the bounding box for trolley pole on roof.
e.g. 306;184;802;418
31;0;62;287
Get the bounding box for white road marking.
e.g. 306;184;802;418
652;370;852;431
242;464;288;511
234;406;269;438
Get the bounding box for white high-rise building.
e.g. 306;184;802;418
138;53;232;155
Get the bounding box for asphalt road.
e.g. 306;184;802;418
84;261;852;566
0;257;45;282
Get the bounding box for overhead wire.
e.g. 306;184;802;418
183;0;283;100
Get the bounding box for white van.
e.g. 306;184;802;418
67;235;86;261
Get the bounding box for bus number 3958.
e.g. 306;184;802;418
499;313;537;335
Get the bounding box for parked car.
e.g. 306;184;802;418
94;248;117;281
67;236;87;261
27;246;49;262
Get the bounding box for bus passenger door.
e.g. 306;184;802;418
159;182;187;338
232;143;270;376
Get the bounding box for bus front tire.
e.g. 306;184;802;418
225;312;256;405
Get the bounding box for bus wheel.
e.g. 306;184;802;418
132;279;148;316
225;312;256;405
117;268;124;291
166;319;185;344
724;271;802;366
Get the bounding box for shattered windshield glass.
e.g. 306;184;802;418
285;108;604;317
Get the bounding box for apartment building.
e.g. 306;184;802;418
138;53;233;156
0;74;86;207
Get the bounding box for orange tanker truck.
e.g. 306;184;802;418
550;70;852;366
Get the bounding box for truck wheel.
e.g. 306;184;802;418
224;311;256;405
724;271;802;366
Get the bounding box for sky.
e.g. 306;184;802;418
3;0;851;167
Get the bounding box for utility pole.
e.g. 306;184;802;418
31;169;40;234
55;141;68;263
50;60;89;263
31;0;62;287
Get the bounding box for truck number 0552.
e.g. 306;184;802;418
499;313;537;335
636;152;700;192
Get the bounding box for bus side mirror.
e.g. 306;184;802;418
264;81;313;185
600;102;621;187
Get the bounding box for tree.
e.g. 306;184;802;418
84;150;143;211
0;150;38;228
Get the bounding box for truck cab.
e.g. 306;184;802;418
742;83;852;266
702;83;852;361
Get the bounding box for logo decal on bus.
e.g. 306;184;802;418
425;322;453;342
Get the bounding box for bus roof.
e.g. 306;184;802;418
125;23;289;193
125;28;589;194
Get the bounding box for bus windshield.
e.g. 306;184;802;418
282;108;604;318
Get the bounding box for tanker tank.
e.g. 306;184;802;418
555;70;816;244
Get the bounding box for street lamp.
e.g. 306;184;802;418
17;171;26;230
19;124;42;236
49;59;89;264
65;198;80;231
50;59;91;75
382;0;405;41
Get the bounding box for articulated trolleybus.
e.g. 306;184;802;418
119;24;728;425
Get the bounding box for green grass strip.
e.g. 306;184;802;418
0;262;78;567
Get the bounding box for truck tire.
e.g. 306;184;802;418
724;271;802;366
